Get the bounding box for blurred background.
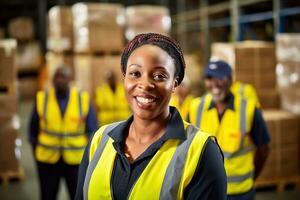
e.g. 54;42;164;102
0;0;300;199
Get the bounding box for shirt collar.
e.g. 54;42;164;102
208;92;235;110
108;106;186;143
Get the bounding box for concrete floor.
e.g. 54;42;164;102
0;100;300;200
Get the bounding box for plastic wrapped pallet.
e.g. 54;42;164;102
125;5;171;41
48;6;73;52
276;34;300;114
258;110;300;182
211;41;279;109
72;3;124;53
8;17;34;41
16;41;42;72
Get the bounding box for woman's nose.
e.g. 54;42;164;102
138;76;155;90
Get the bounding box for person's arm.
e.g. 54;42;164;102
28;101;39;151
75;141;91;200
85;101;99;138
184;138;227;200
250;108;271;180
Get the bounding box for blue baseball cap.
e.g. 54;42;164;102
204;60;232;79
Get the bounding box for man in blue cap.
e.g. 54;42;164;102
187;60;271;200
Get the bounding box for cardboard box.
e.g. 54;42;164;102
276;33;300;62
8;17;34;41
211;42;277;90
0;94;18;116
16;41;42;72
125;5;170;40
48;6;73;52
0;39;17;85
72;3;124;53
18;78;38;101
257;89;280;109
263;109;300;146
0;128;19;172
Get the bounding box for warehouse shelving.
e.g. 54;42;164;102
172;0;300;62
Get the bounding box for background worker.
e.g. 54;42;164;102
231;80;261;107
95;70;131;126
169;76;194;119
187;60;270;200
28;66;98;200
75;33;227;200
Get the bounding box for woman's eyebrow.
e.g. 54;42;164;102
128;64;141;68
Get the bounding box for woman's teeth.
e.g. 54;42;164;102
136;96;155;104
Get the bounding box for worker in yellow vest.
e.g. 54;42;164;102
231;81;261;107
169;76;194;119
187;60;270;200
75;33;227;200
95;70;131;126
29;66;98;200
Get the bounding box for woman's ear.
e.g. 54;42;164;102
172;78;179;93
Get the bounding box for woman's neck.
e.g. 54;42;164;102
129;112;170;144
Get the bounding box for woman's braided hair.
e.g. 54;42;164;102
120;33;186;84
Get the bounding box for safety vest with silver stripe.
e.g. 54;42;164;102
188;94;256;195
83;121;211;200
35;87;90;164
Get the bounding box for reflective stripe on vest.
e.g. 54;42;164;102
159;125;198;199
83;121;122;200
37;143;86;150
196;96;247;157
196;95;206;127
41;129;84;137
227;171;254;183
84;123;207;200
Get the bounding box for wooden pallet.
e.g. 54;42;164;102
255;176;300;192
0;167;25;185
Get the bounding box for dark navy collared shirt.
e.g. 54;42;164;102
75;107;227;200
29;88;98;145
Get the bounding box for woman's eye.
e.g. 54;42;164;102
153;74;167;81
129;71;141;78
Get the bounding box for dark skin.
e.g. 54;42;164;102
124;44;178;163
105;70;117;93
53;66;72;97
204;75;270;180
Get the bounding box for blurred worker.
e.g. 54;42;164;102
28;66;98;200
169;76;194;119
95;70;131;126
187;60;270;200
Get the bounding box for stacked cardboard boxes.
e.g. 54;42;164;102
257;110;300;188
211;42;280;109
8;17;41;100
125;5;171;41
72;3;124;53
276;34;300;114
48;6;73;53
0;39;22;176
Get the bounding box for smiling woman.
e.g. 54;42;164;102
75;33;227;200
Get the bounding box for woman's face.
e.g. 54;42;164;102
124;44;178;120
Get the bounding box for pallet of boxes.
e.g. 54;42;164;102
211;41;300;191
47;3;125;97
0;39;24;184
8;17;41;100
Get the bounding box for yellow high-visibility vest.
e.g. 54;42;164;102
95;83;131;126
188;94;256;195
36;87;90;164
83;122;211;200
231;81;260;107
169;94;193;120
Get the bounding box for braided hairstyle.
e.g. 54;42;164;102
120;33;186;85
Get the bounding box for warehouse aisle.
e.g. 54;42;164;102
0;100;299;200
